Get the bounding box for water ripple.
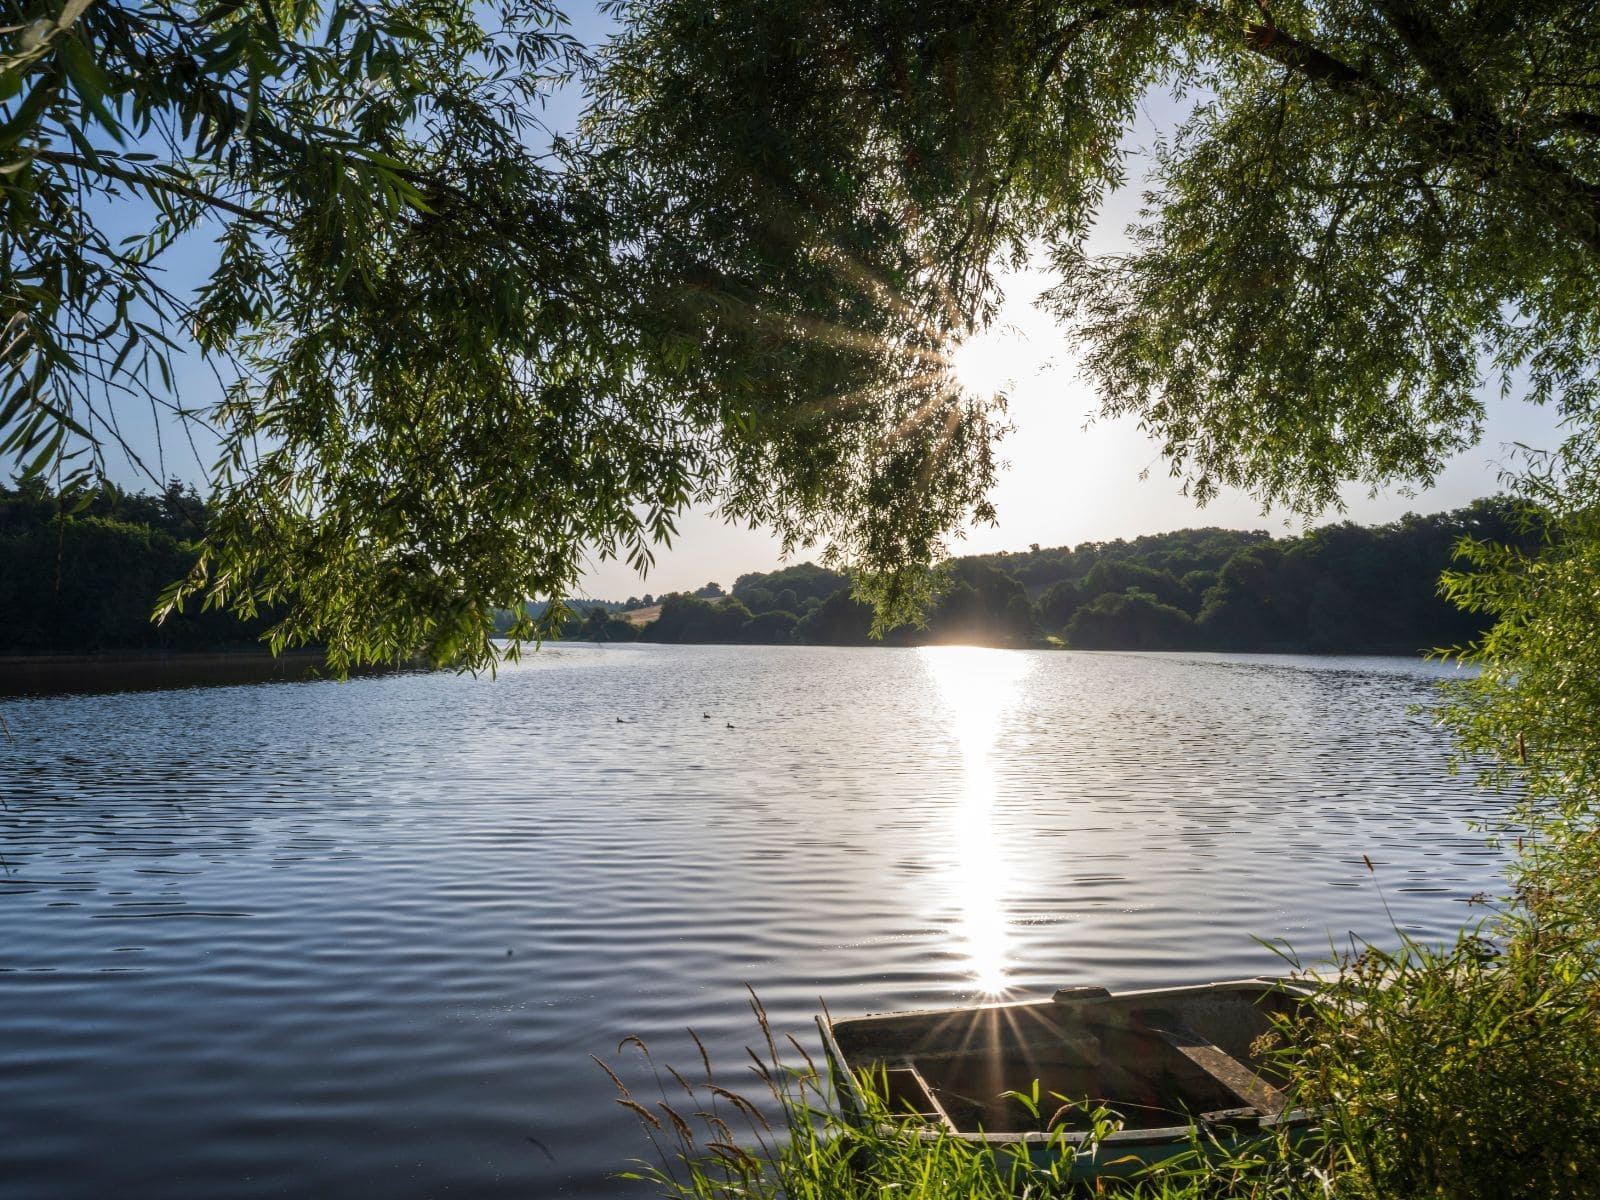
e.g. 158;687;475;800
0;646;1511;1198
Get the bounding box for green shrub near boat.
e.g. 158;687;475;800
1290;924;1600;1199
608;917;1600;1199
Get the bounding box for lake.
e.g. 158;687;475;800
0;645;1509;1198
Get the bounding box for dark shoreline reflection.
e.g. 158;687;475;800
0;651;421;697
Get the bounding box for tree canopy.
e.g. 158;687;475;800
7;0;1600;691
604;0;1600;515
3;0;1002;669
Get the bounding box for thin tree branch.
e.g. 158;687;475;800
1555;111;1600;137
30;149;291;234
1089;0;1600;257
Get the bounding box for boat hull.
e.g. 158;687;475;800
819;978;1316;1182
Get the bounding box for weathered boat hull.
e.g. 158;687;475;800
819;978;1316;1181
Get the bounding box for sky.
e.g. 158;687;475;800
63;3;1570;602
572;78;1568;599
576;276;1565;598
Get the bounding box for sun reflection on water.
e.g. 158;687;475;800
920;646;1033;996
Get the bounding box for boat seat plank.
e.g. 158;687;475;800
884;1062;957;1132
1132;1009;1286;1118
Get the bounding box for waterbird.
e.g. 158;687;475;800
726;721;735;729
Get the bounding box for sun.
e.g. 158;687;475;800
946;323;1022;402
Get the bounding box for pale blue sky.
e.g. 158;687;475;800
70;3;1567;599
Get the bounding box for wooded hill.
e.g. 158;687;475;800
0;480;278;655
2;482;1533;657
573;497;1537;654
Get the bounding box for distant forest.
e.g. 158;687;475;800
0;479;619;655
2;479;1536;656
561;497;1535;655
0;478;278;654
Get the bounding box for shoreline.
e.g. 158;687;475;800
0;649;388;698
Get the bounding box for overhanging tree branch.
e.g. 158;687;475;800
30;149;290;234
1075;0;1600;257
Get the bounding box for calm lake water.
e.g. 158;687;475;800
0;645;1509;1198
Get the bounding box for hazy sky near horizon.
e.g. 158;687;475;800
62;2;1570;601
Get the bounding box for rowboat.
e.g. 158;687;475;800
818;978;1316;1180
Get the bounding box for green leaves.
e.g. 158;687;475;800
9;0;1600;679
5;0;629;670
57;32;121;140
1434;443;1600;939
1289;924;1600;1199
590;0;1062;612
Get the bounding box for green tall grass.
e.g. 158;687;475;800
598;988;1099;1199
598;988;1318;1199
1292;928;1600;1197
606;917;1600;1200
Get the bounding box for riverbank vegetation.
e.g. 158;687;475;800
5;479;1535;658
609;904;1600;1199
572;497;1538;653
0;478;276;653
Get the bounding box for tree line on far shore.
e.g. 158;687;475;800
0;480;618;655
1;480;1535;657
0;479;278;654
560;496;1537;655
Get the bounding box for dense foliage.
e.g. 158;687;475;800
1437;443;1600;952
602;0;1600;517
582;497;1530;652
5;0;611;670
3;0;1003;671
1290;921;1600;1199
0;478;274;652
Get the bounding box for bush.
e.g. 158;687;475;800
1066;590;1195;650
608;922;1600;1200
1287;922;1600;1199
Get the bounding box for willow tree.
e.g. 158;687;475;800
601;0;1598;500
597;0;1600;888
2;0;1002;669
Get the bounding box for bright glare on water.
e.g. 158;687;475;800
923;646;1035;995
0;645;1510;1198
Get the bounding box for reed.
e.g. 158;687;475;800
598;988;1066;1199
605;923;1600;1199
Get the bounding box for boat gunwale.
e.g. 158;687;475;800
817;976;1321;1150
825;976;1314;1030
